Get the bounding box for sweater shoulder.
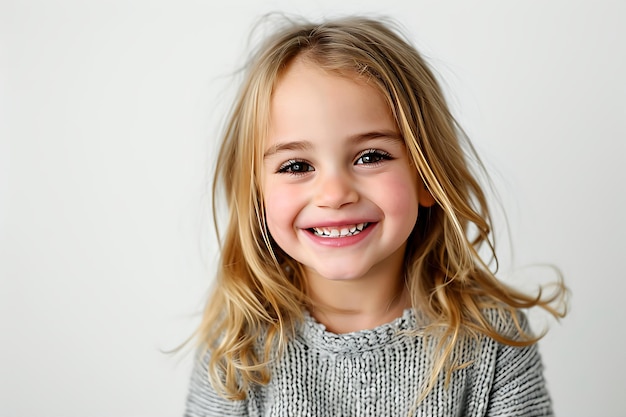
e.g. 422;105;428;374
480;306;534;340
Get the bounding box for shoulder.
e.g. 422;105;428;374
471;309;553;417
480;306;535;340
183;348;248;417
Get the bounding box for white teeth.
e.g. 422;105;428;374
311;223;369;238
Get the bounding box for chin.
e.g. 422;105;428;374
311;266;371;282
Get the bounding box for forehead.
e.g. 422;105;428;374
272;57;381;105
266;59;396;148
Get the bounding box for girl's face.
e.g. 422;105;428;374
262;59;433;284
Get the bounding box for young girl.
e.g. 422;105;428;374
184;15;566;417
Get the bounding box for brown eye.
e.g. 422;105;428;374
277;159;314;175
355;149;393;165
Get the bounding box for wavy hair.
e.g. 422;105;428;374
196;15;567;402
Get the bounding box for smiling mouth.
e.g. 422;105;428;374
309;222;370;238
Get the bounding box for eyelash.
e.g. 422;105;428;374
355;149;393;165
276;159;314;176
276;149;393;176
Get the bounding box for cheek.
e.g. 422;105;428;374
379;173;420;221
263;186;299;231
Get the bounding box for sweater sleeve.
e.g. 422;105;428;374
183;350;248;417
485;314;553;417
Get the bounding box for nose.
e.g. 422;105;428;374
312;170;359;209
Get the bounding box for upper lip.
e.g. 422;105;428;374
299;219;377;229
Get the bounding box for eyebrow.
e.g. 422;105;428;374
263;130;402;159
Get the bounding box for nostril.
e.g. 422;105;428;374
313;177;359;208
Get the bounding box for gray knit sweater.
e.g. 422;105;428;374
184;309;553;416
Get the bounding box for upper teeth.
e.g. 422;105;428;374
311;223;368;238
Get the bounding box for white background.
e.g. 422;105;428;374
2;0;625;416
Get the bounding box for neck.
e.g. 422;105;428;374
305;265;411;334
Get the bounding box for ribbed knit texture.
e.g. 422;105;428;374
184;309;553;416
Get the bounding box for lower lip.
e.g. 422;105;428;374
302;223;377;247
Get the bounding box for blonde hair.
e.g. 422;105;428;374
197;15;567;402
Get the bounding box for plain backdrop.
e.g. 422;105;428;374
2;0;625;416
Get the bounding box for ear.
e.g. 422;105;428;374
418;182;436;208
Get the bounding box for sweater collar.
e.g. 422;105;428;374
297;308;417;354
